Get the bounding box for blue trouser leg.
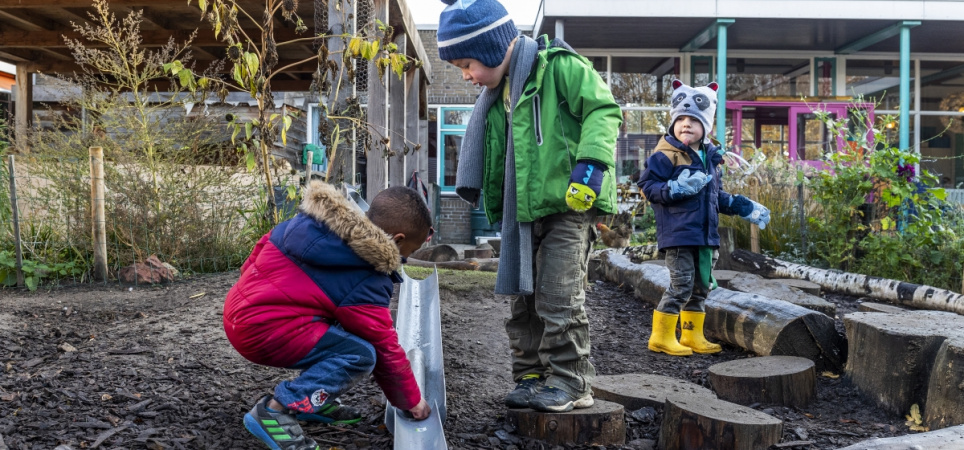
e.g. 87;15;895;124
272;324;376;414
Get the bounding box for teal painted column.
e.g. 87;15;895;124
899;22;920;150
716;19;734;146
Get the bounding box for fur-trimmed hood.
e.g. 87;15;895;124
296;180;400;274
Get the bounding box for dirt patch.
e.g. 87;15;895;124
0;269;913;449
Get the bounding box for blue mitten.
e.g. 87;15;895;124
668;168;712;199
566;160;605;212
730;195;771;229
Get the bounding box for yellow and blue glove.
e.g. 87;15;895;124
566;160;605;212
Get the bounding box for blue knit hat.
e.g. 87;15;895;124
438;0;518;68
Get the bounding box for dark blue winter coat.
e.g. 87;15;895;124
638;135;740;250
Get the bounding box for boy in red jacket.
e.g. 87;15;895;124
224;181;432;450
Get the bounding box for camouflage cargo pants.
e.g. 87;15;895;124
505;208;597;397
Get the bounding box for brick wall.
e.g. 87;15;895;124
437;197;473;244
419;29;483;105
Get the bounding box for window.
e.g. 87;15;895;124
437;107;473;191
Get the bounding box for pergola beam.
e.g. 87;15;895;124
835;20;920;55
680;18;733;52
22;58;318;75
0;27;304;48
0;0;162;6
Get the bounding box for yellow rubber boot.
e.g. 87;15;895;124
679;311;722;354
648;311;693;356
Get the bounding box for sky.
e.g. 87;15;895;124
407;0;542;27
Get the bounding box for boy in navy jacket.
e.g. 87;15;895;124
638;80;770;356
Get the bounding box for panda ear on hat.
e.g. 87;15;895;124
707;82;719;92
672;79;683;90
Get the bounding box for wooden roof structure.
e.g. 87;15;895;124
0;0;434;199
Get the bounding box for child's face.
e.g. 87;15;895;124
673;116;704;148
450;58;506;90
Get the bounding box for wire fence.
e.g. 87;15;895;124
1;151;282;290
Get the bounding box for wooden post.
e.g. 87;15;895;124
305;150;313;183
14;65;32;152
327;0;354;184
7;155;24;287
749;179;760;252
388;33;408;188
365;0;390;202
404;68;420;186
89;147;108;281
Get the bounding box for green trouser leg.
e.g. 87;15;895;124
505;209;597;396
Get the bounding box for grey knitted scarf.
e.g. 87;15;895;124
455;35;539;296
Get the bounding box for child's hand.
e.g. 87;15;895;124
566;160;605;212
409;398;431;420
668;169;712;199
731;195;771;229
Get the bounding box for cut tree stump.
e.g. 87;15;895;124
410;245;459;262
844;310;964;429
773;279;821;296
658;394;783;450
506;399;625;446
728;272;835;316
729;248;964;315
463;248;493;259
835;424;964;449
708;356;815;407
593;373;716;411
857;302;906;314
597;252;847;372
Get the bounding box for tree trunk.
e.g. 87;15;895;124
708;356;816;407
403;258;479;271
730;249;964;315
728;272;835;316
506;400;625;446
658;394;783;450
706;289;846;372
598;252;847;372
844;310;964;428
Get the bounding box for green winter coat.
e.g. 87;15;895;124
481;35;623;224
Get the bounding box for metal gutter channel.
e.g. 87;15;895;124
385;268;448;449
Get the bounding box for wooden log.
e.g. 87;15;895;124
843;311;963;418
835;424;964;449
706;289;846;372
597;252;847;372
708;356;815;407
857;301;906;314
730;248;964;315
592;373;716;411
925;339;964;430
463;248;493;259
506;399;625;446
773;279;821;296
464;258;498;272
728;272;836;317
711;270;740;289
410;244;459;263
403;258;479;271
658;394;782;450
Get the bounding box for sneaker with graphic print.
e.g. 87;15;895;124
504;373;545;408
243;395;320;450
295;399;363;425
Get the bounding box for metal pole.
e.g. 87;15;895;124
89;147;108;281
7;155;24;287
899;22;919;150
715;19;734;146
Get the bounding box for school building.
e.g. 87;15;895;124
417;0;964;243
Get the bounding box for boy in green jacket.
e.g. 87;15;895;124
438;0;622;412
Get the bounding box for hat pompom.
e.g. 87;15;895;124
441;0;457;4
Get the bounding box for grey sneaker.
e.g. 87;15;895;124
528;386;594;413
243;395;321;450
505;373;545;408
